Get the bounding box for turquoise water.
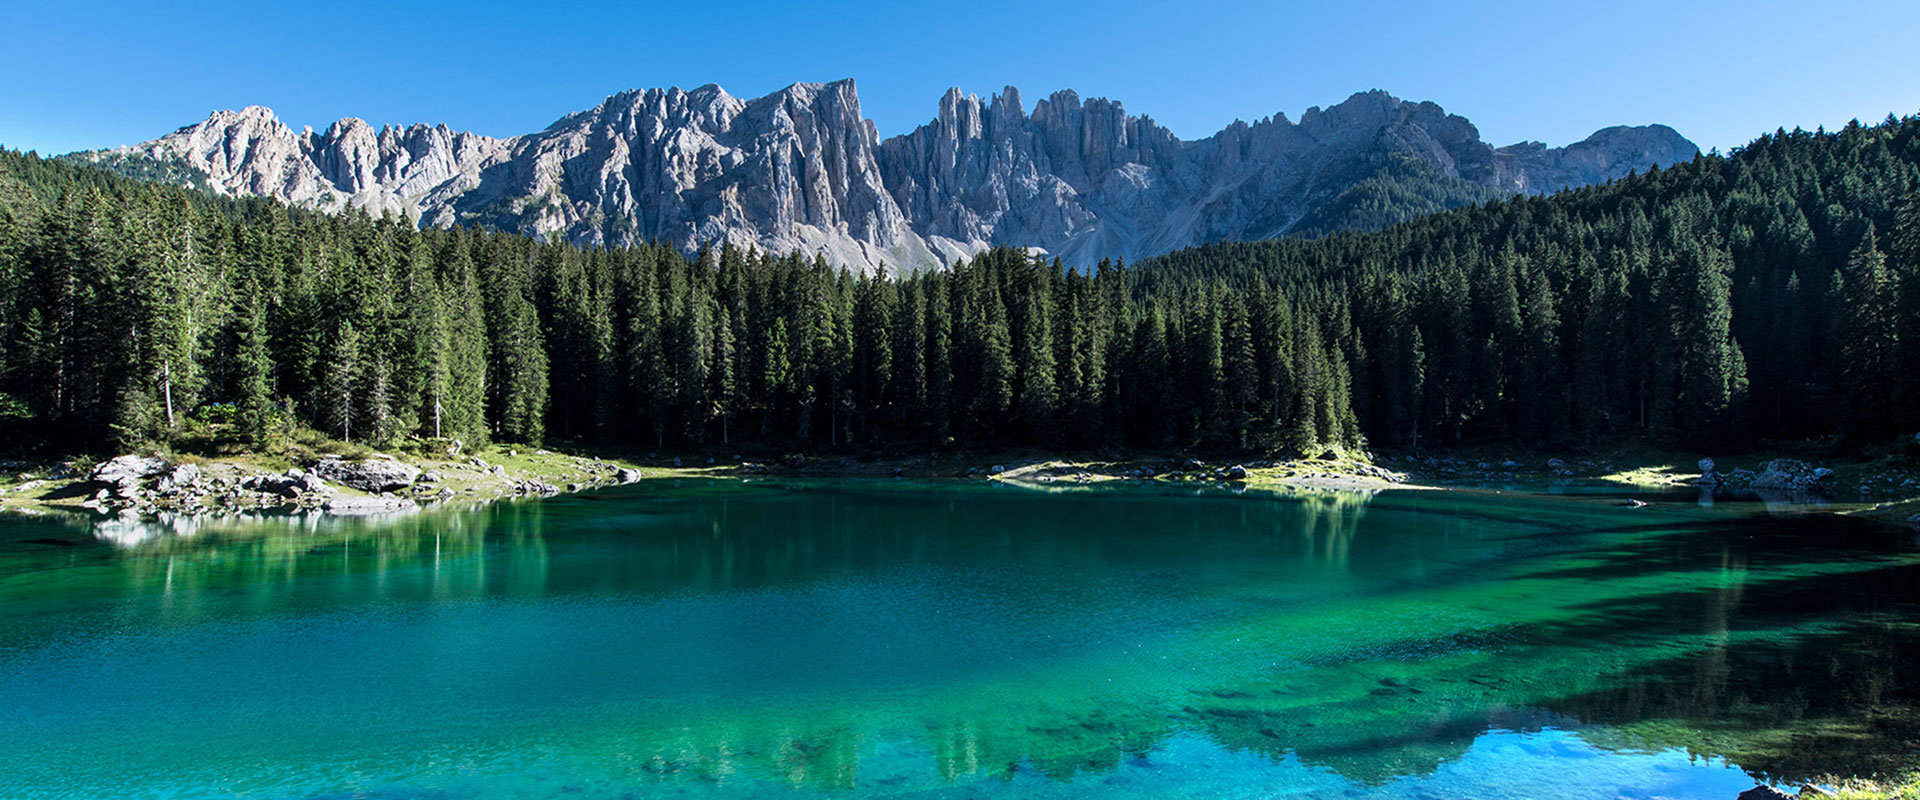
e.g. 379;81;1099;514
1;478;1916;798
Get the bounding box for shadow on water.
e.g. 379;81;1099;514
1168;508;1920;785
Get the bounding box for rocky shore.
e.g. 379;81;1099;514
0;444;657;519
8;444;1920;534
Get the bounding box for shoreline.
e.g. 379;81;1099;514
4;445;1918;531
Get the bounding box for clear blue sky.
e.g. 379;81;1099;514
3;0;1916;155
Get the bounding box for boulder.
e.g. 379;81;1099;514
615;468;641;483
1812;467;1835;480
1698;457;1716;474
90;455;167;489
1749;459;1819;491
1225;465;1249;480
419;471;443;484
1183;458;1206;471
290;470;330;495
1737;787;1794;800
155;463;202;494
783;454;806;468
312;457;420;493
239;474;301;498
1547;458;1568;470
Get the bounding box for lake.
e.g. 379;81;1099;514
2;478;1916;799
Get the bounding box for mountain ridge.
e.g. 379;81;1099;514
75;80;1699;270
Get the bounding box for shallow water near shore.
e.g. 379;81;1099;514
1;478;1916;799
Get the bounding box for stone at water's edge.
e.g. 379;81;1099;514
155;463;201;493
312;457;421;493
1737;786;1795;800
90;455;166;486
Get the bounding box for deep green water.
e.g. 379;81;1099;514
2;478;1917;799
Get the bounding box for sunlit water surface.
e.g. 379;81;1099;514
2;478;1917;799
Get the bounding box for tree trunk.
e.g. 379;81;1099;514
162;361;176;429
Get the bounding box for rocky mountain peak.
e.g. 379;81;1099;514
83;82;1699;272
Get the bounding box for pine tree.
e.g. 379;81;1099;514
1841;226;1898;441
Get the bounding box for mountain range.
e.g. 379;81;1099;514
74;80;1699;271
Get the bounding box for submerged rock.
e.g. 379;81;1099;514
321;495;418;515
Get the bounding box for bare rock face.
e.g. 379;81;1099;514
81;83;1697;272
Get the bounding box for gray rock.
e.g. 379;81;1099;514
1737;787;1794;800
86;85;1696;274
615;468;641;483
312;457;421;493
154;463;202;494
1812;467;1834;480
1749;459;1821;491
1546;458;1567;470
419;471;443;483
1698;457;1715;474
292;471;330;495
239;474;301;498
90;455;167;487
990;464;1007;474
1225;465;1249;480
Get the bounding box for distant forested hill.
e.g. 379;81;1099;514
0;114;1913;456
